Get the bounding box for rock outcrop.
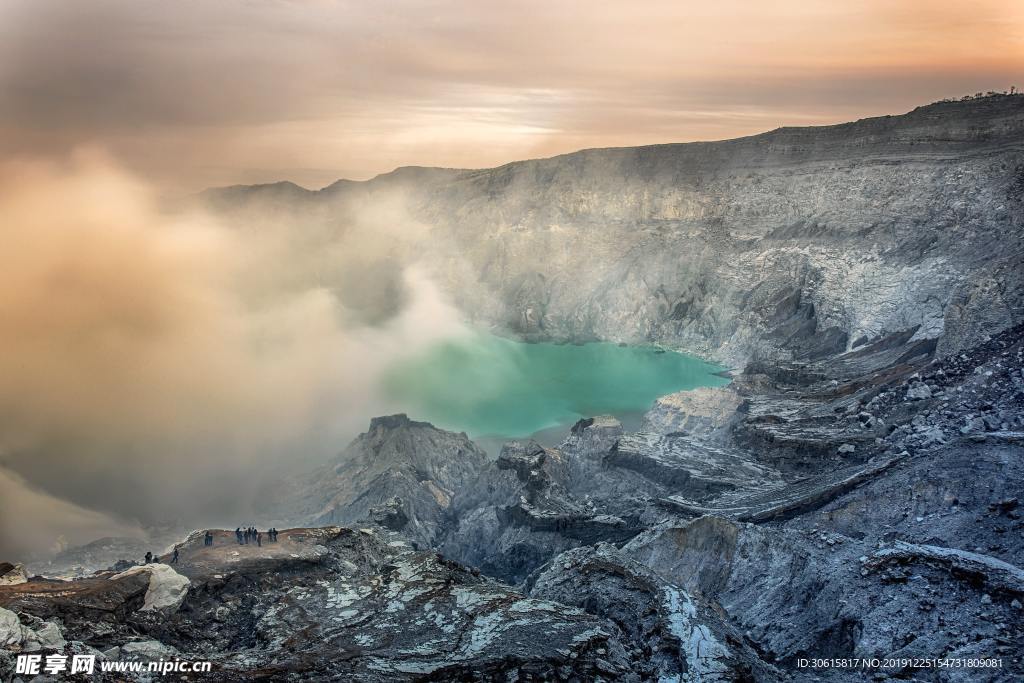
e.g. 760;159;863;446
275;414;489;548
641;387;744;437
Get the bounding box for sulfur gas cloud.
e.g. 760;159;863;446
0;152;468;559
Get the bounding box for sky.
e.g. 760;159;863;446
1;0;1022;192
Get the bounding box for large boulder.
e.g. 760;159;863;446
0;564;27;586
0;607;24;650
110;563;190;612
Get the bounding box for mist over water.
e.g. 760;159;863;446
382;331;729;441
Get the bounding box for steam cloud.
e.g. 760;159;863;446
0;152;466;560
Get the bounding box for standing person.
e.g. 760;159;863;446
256;531;262;547
171;546;179;564
205;531;213;546
244;528;250;544
235;527;243;544
144;551;152;564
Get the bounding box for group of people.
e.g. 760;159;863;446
138;526;284;567
235;526;280;546
144;547;180;565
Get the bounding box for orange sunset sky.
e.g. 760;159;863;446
1;0;1022;191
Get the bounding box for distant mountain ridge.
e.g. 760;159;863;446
207;94;1024;194
202;94;1024;366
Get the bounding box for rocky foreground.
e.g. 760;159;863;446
3;321;1023;681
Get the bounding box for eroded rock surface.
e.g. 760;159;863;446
642;387;744;437
275;414;489;548
3;527;645;681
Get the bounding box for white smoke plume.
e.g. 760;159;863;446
0;151;467;560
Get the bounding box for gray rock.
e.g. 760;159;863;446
641;387;743;437
273;414;489;548
530;543;781;681
906;383;933;400
0;607;24;650
5;527;643;681
865;542;1024;598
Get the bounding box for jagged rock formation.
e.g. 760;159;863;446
274;414;489;548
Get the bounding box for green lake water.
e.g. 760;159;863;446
382;331;729;444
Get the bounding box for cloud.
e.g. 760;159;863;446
0;0;1020;190
0;151;467;559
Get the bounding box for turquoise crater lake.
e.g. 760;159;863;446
381;332;729;442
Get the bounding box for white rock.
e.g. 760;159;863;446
28;621;66;651
111;563;190;612
0;564;29;586
907;384;932;400
0;607;26;649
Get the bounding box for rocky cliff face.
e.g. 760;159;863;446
206;94;1024;366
